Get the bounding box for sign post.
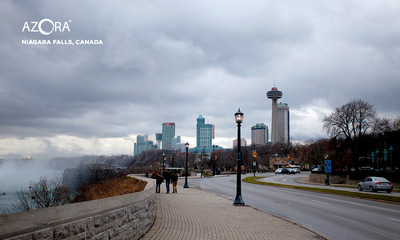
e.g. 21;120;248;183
324;160;332;185
253;150;257;177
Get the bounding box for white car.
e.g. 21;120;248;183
275;168;283;174
358;177;393;193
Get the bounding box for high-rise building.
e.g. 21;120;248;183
251;123;268;145
233;138;247;147
162;122;175;150
267;86;282;144
134;135;154;156
155;133;162;149
196;115;214;148
172;136;185;150
277;102;290;145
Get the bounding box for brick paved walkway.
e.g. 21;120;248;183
140;187;327;240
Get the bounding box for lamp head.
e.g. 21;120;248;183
185;142;189;148
235;108;244;124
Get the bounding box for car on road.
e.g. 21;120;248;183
312;167;322;172
275;168;283;174
281;168;290;174
358;177;394;193
293;168;301;173
359;166;374;171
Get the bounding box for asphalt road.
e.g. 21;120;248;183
260;172;400;197
186;173;400;240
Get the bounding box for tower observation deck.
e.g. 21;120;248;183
267;87;282;144
267;87;282;99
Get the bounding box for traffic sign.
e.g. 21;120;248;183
324;160;332;174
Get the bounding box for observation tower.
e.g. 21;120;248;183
267;87;282;144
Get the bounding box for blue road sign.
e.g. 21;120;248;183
324;160;332;174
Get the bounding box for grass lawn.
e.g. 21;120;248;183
243;176;400;204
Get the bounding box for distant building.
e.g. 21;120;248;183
233;138;247;148
196;115;214;148
156;133;162;149
267;86;282;144
277;102;290;145
172;136;185;150
134;135;154;156
251;123;269;145
162;122;175;150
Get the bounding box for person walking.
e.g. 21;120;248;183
171;172;178;193
155;172;163;193
164;170;171;194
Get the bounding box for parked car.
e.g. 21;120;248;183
359;166;374;171
275;168;283;174
312;167;322;172
293;168;301;173
287;168;296;174
358;177;394;193
281;168;290;174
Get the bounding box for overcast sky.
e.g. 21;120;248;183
1;0;399;159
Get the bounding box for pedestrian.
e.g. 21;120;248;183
164;170;171;194
155;172;163;193
171;172;178;193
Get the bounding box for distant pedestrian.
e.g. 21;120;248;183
171;172;178;193
155;172;163;193
164;171;171;194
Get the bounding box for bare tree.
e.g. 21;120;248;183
323;99;377;139
12;176;71;212
373;116;400;134
323;99;377;170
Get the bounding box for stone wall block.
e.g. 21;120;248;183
91;231;109;240
54;224;69;240
68;219;86;236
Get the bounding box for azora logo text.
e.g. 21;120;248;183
22;19;71;35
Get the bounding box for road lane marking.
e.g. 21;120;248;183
311;200;331;205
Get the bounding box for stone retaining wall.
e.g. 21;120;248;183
309;173;360;185
0;175;156;240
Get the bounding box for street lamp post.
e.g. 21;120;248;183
371;152;375;170
389;146;394;171
162;153;166;176
384;149;388;172
234;108;245;206
212;145;215;176
184;142;189;188
376;149;379;171
253;145;256;177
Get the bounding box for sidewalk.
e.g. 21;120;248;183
140;186;327;240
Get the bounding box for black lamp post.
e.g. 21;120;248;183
233;108;245;206
184;142;190;188
162;153;166;176
212;145;216;176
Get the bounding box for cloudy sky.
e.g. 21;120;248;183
1;0;399;159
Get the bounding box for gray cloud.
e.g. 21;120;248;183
1;0;399;157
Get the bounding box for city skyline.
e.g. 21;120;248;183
1;1;400;159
